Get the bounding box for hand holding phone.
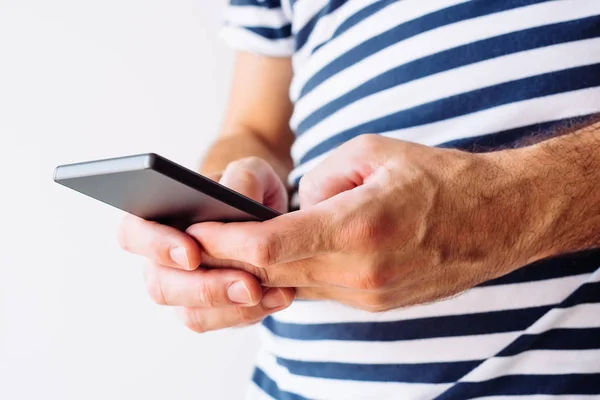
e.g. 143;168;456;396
56;154;295;334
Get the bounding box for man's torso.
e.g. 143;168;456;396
223;1;600;399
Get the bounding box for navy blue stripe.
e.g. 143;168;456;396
301;0;551;98
230;0;282;9
252;367;308;400
277;358;479;383
297;16;600;135
262;281;600;341
561;281;600;308
299;63;600;165
243;24;293;40
498;328;600;357
295;0;346;50
480;250;600;287
263;305;553;341
436;374;600;399
312;0;395;55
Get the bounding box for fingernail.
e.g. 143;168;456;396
169;246;189;269
262;289;286;309
227;281;252;305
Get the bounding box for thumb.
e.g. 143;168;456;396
219;157;288;213
299;135;382;208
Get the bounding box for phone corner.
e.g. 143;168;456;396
52;166;62;182
143;153;159;169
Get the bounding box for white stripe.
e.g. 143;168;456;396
291;1;600;132
273;274;592;324
255;351;451;400
245;382;275;400
225;5;290;29
291;0;600;127
292;0;377;72
292;0;329;33
291;15;600;160
281;0;293;22
288;86;600;182
463;350;600;382
261;303;600;364
528;303;600;334
293;36;600;160
458;271;600;382
290;0;470;100
291;0;600;104
220;25;294;57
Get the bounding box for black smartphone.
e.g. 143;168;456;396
54;153;280;227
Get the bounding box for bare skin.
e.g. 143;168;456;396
118;53;296;332
118;52;600;333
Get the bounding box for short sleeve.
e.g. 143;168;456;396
221;0;295;57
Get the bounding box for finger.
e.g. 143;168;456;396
143;262;263;307
219;157;288;213
188;178;377;269
299;134;388;208
187;207;337;268
176;288;295;333
118;214;202;270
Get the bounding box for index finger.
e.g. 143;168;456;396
118;214;203;270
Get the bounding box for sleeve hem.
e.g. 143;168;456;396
220;25;295;57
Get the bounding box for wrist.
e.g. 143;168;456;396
488;146;557;265
456;149;547;272
491;129;600;265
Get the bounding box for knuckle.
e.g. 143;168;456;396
144;235;175;266
229;157;263;176
245;235;278;267
197;278;216;307
347;133;382;152
144;266;168;305
359;293;389;313
258;267;273;287
224;165;262;198
245;263;271;286
239;156;266;169
238;168;261;187
354;262;389;291
182;308;208;334
298;175;321;205
155;246;174;267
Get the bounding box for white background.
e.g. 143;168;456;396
0;1;262;399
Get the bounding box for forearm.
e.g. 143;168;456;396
506;119;600;263
200;130;293;185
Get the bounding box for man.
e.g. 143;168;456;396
118;1;600;398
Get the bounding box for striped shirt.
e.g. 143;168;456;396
221;1;600;399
